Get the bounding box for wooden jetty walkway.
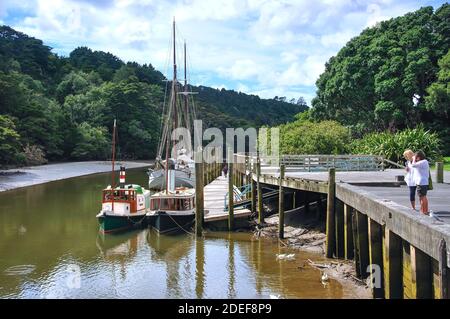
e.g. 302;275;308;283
198;153;450;299
204;175;251;223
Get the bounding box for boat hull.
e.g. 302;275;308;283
97;213;147;234
151;211;195;235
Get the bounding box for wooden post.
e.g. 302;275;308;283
326;168;336;258
438;239;449;299
278;165;285;239
403;242;412;299
410;245;432;299
383;228;403;299
355;211;369;278
352;213;361;277
335;199;345;258
251;167;256;213
195;150;204;237
257;158;263;224
368;218;384;298
228;151;234;231
436;161;444;183
344;204;354;260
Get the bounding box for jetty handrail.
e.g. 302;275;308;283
237;154;386;172
224;183;251;210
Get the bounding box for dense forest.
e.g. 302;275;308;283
310;4;450;155
0;26;306;167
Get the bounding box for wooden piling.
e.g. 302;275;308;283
335;199;345;258
410;245;432;299
383;228;403;299
278;164;285;239
325;168;336;258
438;239;449;299
228;154;234;231
402;242;412;299
352;213;361;277
344;204;354;260
436;161;444;183
257;158;263;224
355;211;370;278
195;151;204;237
368;218;384;298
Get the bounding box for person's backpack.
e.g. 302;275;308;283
428;170;433;191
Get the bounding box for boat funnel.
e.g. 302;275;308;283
119;166;126;188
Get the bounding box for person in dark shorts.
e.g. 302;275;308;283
411;150;430;215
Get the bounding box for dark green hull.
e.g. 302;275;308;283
98;214;146;234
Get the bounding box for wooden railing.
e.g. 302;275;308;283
235;154;387;172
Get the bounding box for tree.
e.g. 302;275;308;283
278;117;351;155
71;122;109;160
311;4;449;138
0;115;23;166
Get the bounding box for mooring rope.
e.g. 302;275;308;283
164;212;195;235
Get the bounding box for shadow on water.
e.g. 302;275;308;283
0;168;346;298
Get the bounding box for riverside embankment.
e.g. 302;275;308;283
0;161;152;192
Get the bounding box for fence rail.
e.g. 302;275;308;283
235;154;387;172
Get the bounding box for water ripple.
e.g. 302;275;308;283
4;265;36;276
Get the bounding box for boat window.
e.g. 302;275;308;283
103;190;135;201
151;198;159;210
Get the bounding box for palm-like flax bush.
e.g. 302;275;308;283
352;127;442;164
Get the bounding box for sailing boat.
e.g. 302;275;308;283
97;120;151;233
146;19;196;235
147;21;196;191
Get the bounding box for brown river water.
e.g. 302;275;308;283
0;168;350;298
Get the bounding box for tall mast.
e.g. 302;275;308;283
184;41;189;131
165;17;177;193
172;17;178;135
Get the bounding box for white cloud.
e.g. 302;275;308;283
1;0;440;104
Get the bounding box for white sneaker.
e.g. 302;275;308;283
429;211;435;218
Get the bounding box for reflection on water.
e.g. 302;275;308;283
0;168;346;298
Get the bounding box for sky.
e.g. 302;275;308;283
0;0;447;104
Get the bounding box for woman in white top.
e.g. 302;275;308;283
411;150;430;215
403;150;416;210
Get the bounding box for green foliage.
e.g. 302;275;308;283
279;118;351;154
195;86;308;128
351;127;442;163
71;123;109;160
0;25;311;166
0;115;24;165
311;4;450;144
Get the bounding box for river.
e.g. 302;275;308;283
0;168;351;298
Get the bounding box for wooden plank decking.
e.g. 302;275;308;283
204;175;251;222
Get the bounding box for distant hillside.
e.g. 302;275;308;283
0;25;306;166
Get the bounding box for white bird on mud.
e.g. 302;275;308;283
321;272;329;282
276;253;295;261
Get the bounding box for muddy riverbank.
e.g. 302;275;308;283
0;161;152;192
255;214;372;299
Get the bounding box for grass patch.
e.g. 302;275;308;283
431;156;450;171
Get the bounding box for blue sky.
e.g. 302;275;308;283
0;0;447;104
